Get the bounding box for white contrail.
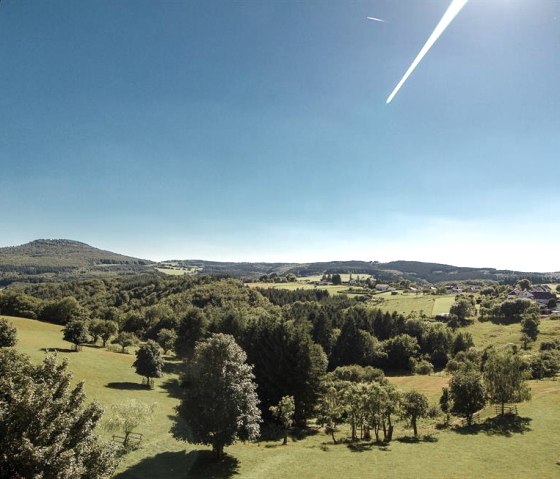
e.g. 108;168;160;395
386;0;469;104
367;16;387;23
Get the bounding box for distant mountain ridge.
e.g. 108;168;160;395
165;259;560;284
1;239;558;286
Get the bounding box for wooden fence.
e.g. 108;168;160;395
111;432;143;447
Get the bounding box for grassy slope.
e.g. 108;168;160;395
7;315;560;479
6;316;190;476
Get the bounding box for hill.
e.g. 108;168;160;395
161;258;560;284
0;239;153;285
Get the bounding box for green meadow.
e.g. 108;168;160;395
6;314;560;478
249;279;458;317
464;317;560;350
374;293;456;317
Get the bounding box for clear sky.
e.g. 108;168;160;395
1;1;559;271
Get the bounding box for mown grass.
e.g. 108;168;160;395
7;314;560;478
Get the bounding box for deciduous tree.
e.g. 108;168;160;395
99;320;119;347
156;328;177;355
484;350;531;416
449;298;476;325
316;382;345;444
63;320;90;351
520;312;540;349
177;334;261;459
269;395;295;445
382;334;420;371
112;332;138;353
133;340;164;388
449;371;486;426
439;387;451;426
104;400;156;448
399;390;429;437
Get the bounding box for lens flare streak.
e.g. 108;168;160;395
386;0;469;104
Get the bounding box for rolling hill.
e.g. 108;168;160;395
1;239;559;286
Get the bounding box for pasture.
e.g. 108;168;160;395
6;314;560;478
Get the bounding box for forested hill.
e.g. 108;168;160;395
0;239;153;284
377;260;557;284
169;259;560;284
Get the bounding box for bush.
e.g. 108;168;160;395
412;359;434;375
529;350;560;379
446;358;461;373
0;318;17;347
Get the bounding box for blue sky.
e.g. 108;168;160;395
1;1;559;271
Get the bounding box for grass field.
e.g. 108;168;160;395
156;268;190;276
6;315;560;478
246;281;368;299
295;274;373;283
374;293;456;317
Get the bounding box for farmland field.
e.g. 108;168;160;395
6;314;560;479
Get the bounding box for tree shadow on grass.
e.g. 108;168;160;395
163;360;183;375
346;439;394;452
114;450;239;479
113;451;193;479
290;426;319;442
347;441;374;452
258;423;318;445
106;382;148;391
397;434;439;444
40;347;76;353
160;377;183;399
453;415;532;437
186;451;240;478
